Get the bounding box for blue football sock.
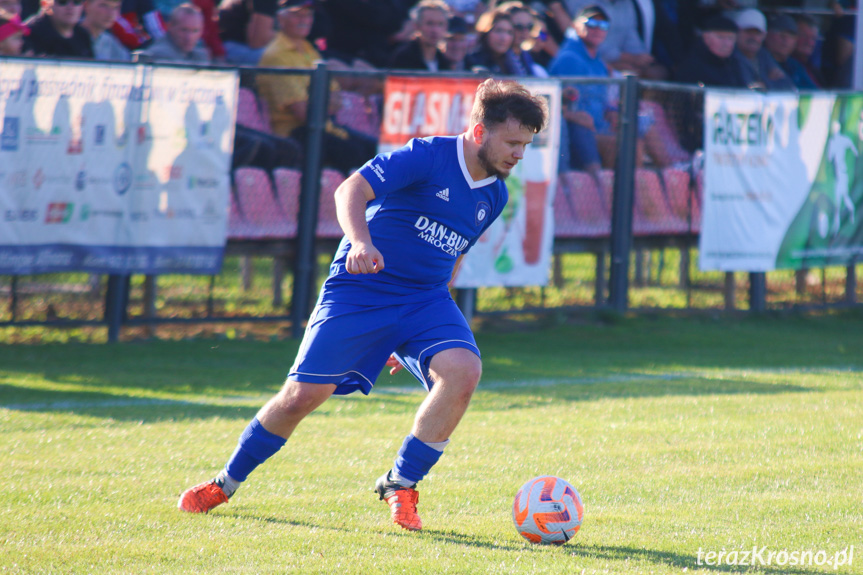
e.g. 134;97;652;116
224;418;286;483
391;434;446;486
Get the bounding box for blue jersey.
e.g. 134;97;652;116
320;135;508;305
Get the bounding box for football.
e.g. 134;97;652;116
512;475;584;544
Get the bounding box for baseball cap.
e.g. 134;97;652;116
734;9;766;32
702;15;739;33
279;0;313;9
768;13;798;34
576;5;610;21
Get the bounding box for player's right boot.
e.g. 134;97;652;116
375;471;422;531
178;479;230;513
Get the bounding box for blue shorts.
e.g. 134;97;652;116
288;295;479;395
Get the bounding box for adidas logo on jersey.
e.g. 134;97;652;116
436;188;450;202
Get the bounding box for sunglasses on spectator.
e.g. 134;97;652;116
54;0;85;5
584;18;610;31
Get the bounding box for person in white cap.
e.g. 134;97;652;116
732;8;795;91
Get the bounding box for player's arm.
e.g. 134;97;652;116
334;171;384;274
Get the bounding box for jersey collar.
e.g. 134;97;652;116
458;134;498;189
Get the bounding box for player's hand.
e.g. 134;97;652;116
386;354;404;375
345;241;384;274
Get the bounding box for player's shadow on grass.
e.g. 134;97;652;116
578;544;828;574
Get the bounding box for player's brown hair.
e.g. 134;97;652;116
470;78;548;134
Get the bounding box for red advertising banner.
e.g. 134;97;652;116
380;76;482;151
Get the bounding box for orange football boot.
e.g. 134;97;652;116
178;480;229;513
375;472;422;531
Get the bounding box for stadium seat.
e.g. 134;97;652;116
554;171;611;238
335;91;381;139
317;169;345;238
230;167;291;239
237;88;269;133
272;168;301;237
633;168;684;235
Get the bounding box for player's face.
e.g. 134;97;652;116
477;117;535;179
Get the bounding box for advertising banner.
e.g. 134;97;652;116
700;90;863;271
379;76;561;287
0;61;238;275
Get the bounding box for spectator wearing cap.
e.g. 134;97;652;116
135;2;209;62
0;14;28;53
256;0;377;174
791;13;822;87
765;13;817;90
24;0;95;57
81;0;131;60
674;15;746;87
732;8;794;91
442;14;470;70
389;0;452;71
564;0;665;78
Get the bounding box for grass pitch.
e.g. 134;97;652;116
2;314;862;574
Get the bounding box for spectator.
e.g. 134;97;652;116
0;14;28;53
389;0;452;71
674;14;745;87
24;0;94;57
218;0;277;64
465;6;520;75
0;0;21;18
499;1;548;77
564;0;665;78
322;0;414;68
765;13;817;90
256;0;377;174
549;5;615;177
791;13;822;87
135;2;209;63
81;0;131;60
442;14;470;70
732;8;794;91
110;0;164;50
443;0;484;25
821;8;854;88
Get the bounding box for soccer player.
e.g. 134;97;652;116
178;78;548;531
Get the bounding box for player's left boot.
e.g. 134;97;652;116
375;472;422;531
178;480;230;513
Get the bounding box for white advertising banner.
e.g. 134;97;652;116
700;90;863;271
379;76;561;287
0;60;238;275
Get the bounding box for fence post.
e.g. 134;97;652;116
291;63;330;338
749;272;766;312
608;74;639;312
455;288;475;323
846;263;857;304
104;274;128;342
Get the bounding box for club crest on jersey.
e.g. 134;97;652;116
475;202;490;227
414;215;469;256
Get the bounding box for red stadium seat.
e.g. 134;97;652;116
554;170;611;238
335;91;381;139
317;169;345;238
230;167;291;239
633;168;684;235
272;168;301;237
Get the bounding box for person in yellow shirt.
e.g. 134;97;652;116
256;0;377;174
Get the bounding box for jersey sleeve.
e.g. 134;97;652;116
357;138;434;201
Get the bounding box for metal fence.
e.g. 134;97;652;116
1;63;860;342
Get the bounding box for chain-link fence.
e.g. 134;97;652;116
1;63;860;341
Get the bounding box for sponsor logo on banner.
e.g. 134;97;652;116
45;202;74;223
114;162;132;195
188;175;218;189
4;208;38;222
1;117;20;151
8;169;26;188
75;169;86;191
33;168;45;190
26;125;61;144
94;124;106;145
80;203;90;220
381;77;480;150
